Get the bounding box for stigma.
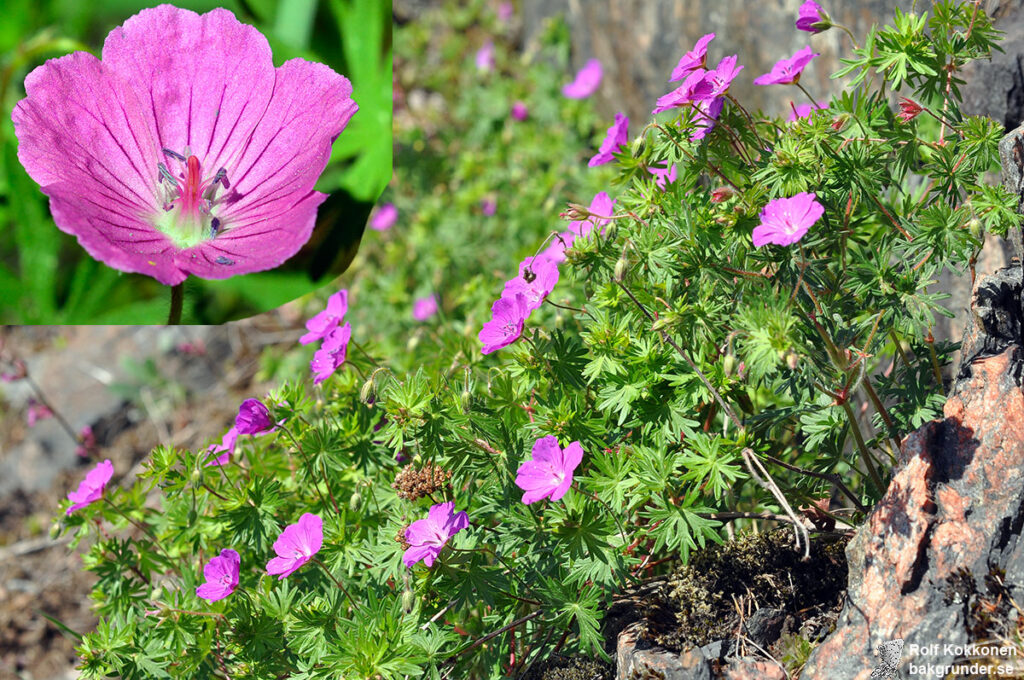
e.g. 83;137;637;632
154;147;230;249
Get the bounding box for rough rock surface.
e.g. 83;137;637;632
802;264;1024;678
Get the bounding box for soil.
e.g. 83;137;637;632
0;315;304;680
524;529;851;679
649;529;849;653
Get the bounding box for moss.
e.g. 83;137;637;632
648;528;849;651
519;654;612;680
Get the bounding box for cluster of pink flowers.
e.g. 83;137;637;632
653;34;744;141
194;513;325;602
478;191;615;354
301;289;352;385
400;434;586;569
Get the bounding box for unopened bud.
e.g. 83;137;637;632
406;334;420;352
460;388;472;414
349;491;362;512
631;136;647;158
786;351;799;370
562;202;589;221
401;587;416;613
896;97;923;123
190;468;201;485
710;187;734;204
49;522;60;540
830;113;849;132
613;255;629;282
723;354;737;376
360;377;375;403
966;217;982;240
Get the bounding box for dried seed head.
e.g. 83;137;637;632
392;462;452;501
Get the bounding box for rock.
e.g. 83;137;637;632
961;2;1024;131
802;263;1024;678
617;622;714;680
521;0;914;123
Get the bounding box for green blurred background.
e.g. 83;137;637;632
0;0;392;324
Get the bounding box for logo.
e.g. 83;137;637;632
871;638;905;679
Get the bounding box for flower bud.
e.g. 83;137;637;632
49;521;61;540
723;353;737;376
630;136;647;158
406;334;420;352
349;491;362;512
460;387;472;414
190;468;202;485
786;351;799;370
896;98;923;123
401;586;416;613
967;217;982;240
613;255;629;282
710;187;734;204
360;376;376;403
830;113;849;132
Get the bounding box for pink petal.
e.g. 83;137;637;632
297;513;323;555
266;555;302;578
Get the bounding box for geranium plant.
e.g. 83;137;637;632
53;1;1018;678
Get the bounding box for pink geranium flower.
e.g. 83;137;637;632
235;398;277;435
481;198;497;216
503;255;560;312
690;96;725;141
753;46;819;85
413;294;438;321
75;425;97;458
498;2;514;23
562;58;602;99
588;113;628;167
300;289;348;345
700;55;744;100
796;1;829;33
310;322;351;385
515;436;584;504
370;203;398;231
787;101;828;122
66;458;114;515
403;501;469;568
541;191;616;263
12;6;357;285
652;68;712;114
648;163;677;191
510;101;529;121
196;548;240;602
670;33;715;82
479;293;530;355
751;192;824;247
26;400;53;427
475;41;495;72
266;513;322;579
205;426;238;467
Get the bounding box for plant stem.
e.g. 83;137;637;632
617;281;743;431
24;375;79;443
761;454;867;513
312;557;359;610
168;284;183;325
840;400;885;496
278;424;337;515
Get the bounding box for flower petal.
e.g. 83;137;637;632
100;6;277;174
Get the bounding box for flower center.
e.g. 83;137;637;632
152;147;230;249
